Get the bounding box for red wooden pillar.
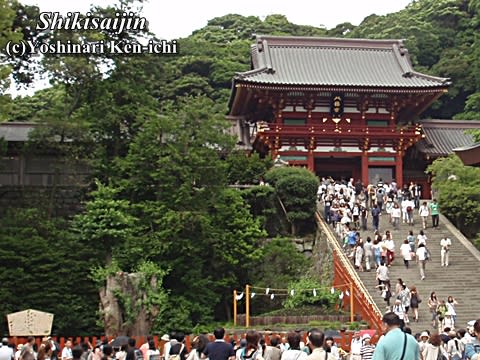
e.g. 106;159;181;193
395;152;403;188
307;150;315;172
361;152;369;185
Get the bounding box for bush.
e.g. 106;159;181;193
283;276;339;310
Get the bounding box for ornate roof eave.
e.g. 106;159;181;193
232;80;450;94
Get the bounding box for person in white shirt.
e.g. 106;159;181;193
419;201;430;229
349;332;362;360
0;338;14;360
62;341;73;360
404;198;415;226
416;243;428;280
400;239;412;269
281;332;307;360
440;236;452;267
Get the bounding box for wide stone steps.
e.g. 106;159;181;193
333;210;480;334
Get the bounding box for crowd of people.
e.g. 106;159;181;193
4;321;480;360
317;176;455;316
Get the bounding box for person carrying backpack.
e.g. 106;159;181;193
168;333;187;360
447;331;464;360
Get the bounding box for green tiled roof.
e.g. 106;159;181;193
235;36;450;88
416;119;480;156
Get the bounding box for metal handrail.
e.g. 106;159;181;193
315;211;383;327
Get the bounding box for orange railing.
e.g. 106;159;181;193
315;211;383;340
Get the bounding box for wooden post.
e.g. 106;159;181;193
245;284;250;328
361;152;369;186
350;282;354;323
233;290;237;326
307;150;315;172
395;152;403;188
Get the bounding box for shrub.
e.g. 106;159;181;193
283;276;339;310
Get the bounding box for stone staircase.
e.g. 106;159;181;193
331;209;480;334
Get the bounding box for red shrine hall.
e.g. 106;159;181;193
227;35;451;187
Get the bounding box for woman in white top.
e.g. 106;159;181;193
354;243;364;272
446;296;459;326
423;335;446;360
419;201;430;229
391;203;401;230
417;230;428;247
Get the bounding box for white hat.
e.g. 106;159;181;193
362;334;371;340
420;331;430;339
468;320;476;327
161;334;170;341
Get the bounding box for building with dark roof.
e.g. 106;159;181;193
228;35;456;187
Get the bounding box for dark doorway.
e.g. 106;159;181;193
315;156;360;182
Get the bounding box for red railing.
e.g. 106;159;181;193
315;211;383;342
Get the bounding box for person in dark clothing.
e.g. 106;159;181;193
72;346;84;360
371;204;381;231
203;328;234;360
126;338;139;360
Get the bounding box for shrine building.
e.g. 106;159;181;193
227;35;451;187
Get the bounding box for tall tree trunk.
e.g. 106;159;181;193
98;272;158;336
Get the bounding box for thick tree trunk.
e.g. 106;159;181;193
98;271;158;336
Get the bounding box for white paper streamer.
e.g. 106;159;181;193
270;293;275;300
346;290;350;297
266;288;270;295
330;287;335;294
313;288;317;297
339;292;344;299
235;292;244;300
251;292;256;298
290;289;295;296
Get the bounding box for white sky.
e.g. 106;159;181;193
22;0;413;40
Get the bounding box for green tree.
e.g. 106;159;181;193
427;154;480;237
72;181;140;265
265;167;319;236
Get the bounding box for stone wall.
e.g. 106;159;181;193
0;185;86;217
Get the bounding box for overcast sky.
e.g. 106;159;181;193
23;0;413;40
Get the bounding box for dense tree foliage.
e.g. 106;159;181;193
427;155;480;238
2;0;480;334
0;208;99;335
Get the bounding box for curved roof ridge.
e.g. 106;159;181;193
255;34;404;49
408;70;451;85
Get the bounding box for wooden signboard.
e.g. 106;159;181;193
7;309;54;336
